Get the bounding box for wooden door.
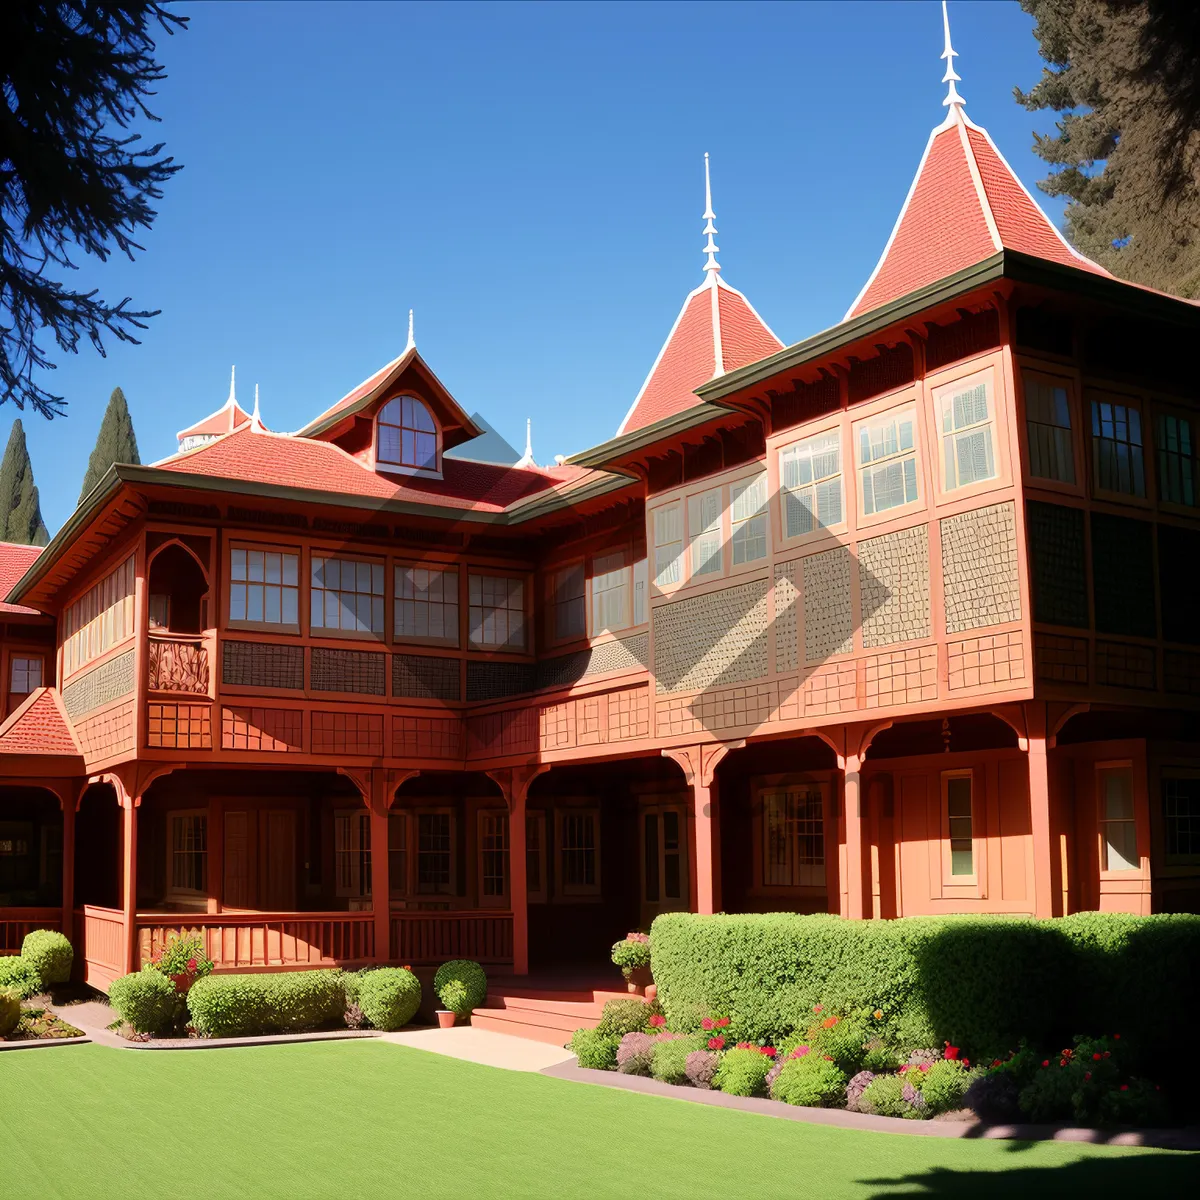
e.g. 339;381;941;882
260;810;296;911
224;811;254;910
639;805;688;927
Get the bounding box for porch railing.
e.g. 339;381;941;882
0;907;62;954
147;634;209;694
74;905;126;990
390;910;513;964
135;911;375;970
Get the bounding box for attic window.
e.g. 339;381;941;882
377;395;438;472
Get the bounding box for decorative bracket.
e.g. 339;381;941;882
662;741;743;791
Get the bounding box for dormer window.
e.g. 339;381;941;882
377;395;438;472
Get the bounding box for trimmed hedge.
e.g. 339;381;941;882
21;931;73;985
0;985;21;1036
356;968;421;1031
0;954;42;999
109;968;180;1035
433;960;487;1016
187;969;345;1038
650;911;1200;1064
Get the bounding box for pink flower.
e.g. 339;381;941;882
761;1046;777;1058
701;1017;714;1031
919;1063;930;1074
648;1014;666;1029
791;1045;810;1059
716;1017;730;1029
813;1004;824;1014
707;1036;725;1051
1120;1084;1129;1092
187;958;198;973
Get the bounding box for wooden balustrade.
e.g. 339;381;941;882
0;908;62;954
75;905;126;991
147;635;209;694
135;911;375;970
390;910;513;964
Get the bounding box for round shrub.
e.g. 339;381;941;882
611;935;651;980
846;1069;876;1112
686;1049;719;1089
920;1059;975;1115
616;1031;656;1075
21;930;73;986
770;1056;848;1107
597;997;653;1038
0;985;21;1036
963;1071;1021;1123
356;968;421;1031
109;968;180;1035
569;1027;620;1070
0;955;41;999
714;1047;772;1097
433;960;487;1016
859;1073;910;1117
651;1034;704;1084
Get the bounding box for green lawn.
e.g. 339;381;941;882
1;1041;1192;1198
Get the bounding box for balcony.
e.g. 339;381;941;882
148;634;210;695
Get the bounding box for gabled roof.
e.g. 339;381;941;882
0;687;82;758
295;344;482;450
0;541;44;615
177;366;254;442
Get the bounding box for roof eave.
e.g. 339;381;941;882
565;400;738;470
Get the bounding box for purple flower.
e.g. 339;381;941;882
685;1050;719;1089
846;1070;876;1112
616;1032;655;1075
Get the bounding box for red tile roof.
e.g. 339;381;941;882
0;688;82;757
618;275;783;435
848;109;1111;320
0;541;44;615
158;426;591;512
297;351;410;437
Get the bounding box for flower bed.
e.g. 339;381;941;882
0;1007;85;1042
569;996;1184;1128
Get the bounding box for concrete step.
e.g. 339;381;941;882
475;1003;591;1034
471;1008;586;1047
484;993;605;1020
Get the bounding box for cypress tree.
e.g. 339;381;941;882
79;386;141;504
0;419;50;546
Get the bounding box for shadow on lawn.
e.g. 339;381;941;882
862;1145;1197;1198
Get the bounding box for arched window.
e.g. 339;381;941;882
378;395;438;471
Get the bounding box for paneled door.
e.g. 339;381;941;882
640;804;688;927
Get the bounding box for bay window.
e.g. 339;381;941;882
1024;374;1075;483
939;378;997;490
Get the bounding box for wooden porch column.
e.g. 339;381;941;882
207;795;223;915
843;754;867;921
487;765;547;977
1026;720;1056;920
369;773;391;964
120;792;139;974
663;743;739;916
59;786;75;943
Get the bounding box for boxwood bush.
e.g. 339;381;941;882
650;912;1200;1064
0;954;42;999
355;968;421;1031
187;969;344;1037
109;968;180;1035
0;985;21;1036
569;1027;620;1070
21;931;73;986
433;960;487;1016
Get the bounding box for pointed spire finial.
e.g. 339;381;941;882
405;308;415;352
702;152;721;275
226;365;237;408
941;0;965;109
516;418;535;468
251;383;265;432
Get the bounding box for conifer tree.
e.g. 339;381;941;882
0;420;50;546
79;386;141;504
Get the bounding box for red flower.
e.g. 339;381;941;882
1084;1072;1092;1081
943;1044;960;1061
1059;1059;1067;1067
1092;1053;1102;1061
1041;1060;1049;1068
648;1014;666;1028
707;1036;725;1051
735;1041;752;1050
822;1017;839;1029
716;1017;730;1029
792;1046;810;1059
813;1004;823;1014
1113;1034;1120;1040
1120;1085;1129;1092
701;1018;714;1031
962;1058;970;1067
823;1055;834;1062
991;1059;1002;1068
1103;1051;1110;1058
761;1046;777;1058
919;1063;930;1073
187;958;198;973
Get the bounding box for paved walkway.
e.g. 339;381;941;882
382;1025;575;1072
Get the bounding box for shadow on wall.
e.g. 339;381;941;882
863;1152;1196;1200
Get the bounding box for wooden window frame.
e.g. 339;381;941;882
638;800;689;911
1088;390;1151;505
227;544;301;635
590;550;632;638
526;810;548;904
1021;368;1083;495
729;471;770;568
477;808;509;907
1154;405;1198;512
751;777;830;895
651;500;684;593
387;810;409;900
9;654;44;697
166;809;209;904
311;553;387;640
374;393;443;479
854;402;923;525
334;807;372;900
467;572;528;652
62;554;136;677
414;807;456;896
934;368;1001;495
393;561;460;648
555;805;601;899
1160;769;1200;867
778;424;845;545
940;769;978;888
687;484;725;582
547;560;587;647
1096;761;1140;875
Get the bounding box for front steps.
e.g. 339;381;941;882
471;978;634;1047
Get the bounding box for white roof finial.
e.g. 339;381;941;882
251;383;265;432
405;308;415;353
941;1;965;110
226;365;237;408
515;418;535;468
702;152;721;275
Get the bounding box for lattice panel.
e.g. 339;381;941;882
803;662;857;715
608;687;649;741
62;648;136;719
536;632;649;690
221;706;303;752
857;524;930;649
802;547;853;662
864;646;938;707
773;560;799;673
947;631;1025;691
1095;641;1156;690
393;654;461;701
222;641;304;690
311;647;386;696
466;661;536;702
652;577;769;694
1165;650;1200;696
1034;633;1089;684
1091;513;1156;639
655;683;777;738
940;502;1021;634
466;708;537;758
392;715;464;760
1026;501;1088;628
75;700;135;760
148;703;212;749
311;711;384;755
538;701;575;751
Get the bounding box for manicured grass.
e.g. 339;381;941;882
1;1040;1192;1198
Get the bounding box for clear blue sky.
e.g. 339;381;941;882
16;0;1058;535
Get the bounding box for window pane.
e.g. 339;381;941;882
1163;777;1200;860
946;776;973;876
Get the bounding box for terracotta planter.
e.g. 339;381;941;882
170;973;194;995
644;983;658;1004
436;1009;458;1029
625;966;653;994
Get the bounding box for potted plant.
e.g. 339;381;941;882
433;959;488;1028
150;933;213;995
611;932;652;994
